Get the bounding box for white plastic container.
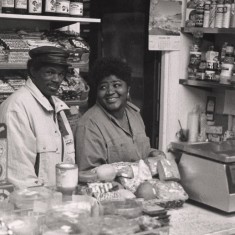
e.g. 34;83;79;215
187;108;200;142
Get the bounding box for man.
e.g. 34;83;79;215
0;46;75;189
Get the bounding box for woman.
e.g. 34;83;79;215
75;57;164;171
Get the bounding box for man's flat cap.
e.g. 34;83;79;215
29;46;70;66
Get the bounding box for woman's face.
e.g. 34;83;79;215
97;75;129;115
30;64;67;98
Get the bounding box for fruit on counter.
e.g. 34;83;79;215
135;181;157;200
96;164;117;182
78;170;98;183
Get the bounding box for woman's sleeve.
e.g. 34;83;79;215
75;122;107;171
5;110;39;188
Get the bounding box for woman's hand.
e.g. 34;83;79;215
148;149;166;159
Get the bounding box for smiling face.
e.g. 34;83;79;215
97;75;130;117
30;64;67;98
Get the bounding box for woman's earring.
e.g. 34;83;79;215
127;92;130;101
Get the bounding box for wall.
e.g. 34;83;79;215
158;32;230;155
159;33;210;153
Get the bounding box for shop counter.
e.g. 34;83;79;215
169;201;235;235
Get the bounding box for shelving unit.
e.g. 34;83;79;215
0;62;89;72
0;13;101;23
0;14;101;105
182;27;235;34
179;79;235;90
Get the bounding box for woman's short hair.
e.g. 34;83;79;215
89;57;132;89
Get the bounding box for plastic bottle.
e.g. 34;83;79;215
223;0;232;28
230;0;235;27
220;44;234;84
199;112;207;142
2;0;15;13
15;0;27;14
187;106;200;143
203;0;211;27
215;0;224;28
70;0;83;17
209;0;217;28
196;0;204;27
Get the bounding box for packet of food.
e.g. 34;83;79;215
149;179;188;201
146;152;166;177
157;158;181;181
111;162;134;178
117;160;152;193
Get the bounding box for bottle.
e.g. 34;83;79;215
69;0;83;17
55;0;70;16
215;0;224;28
221;41;228;61
220;44;234;83
223;0;232;28
198;111;207;142
2;0;15;13
196;0;204;27
203;0;211;27
230;0;235;27
28;0;42;14
209;0;217;28
187;106;200;143
43;0;56;15
15;0;27;14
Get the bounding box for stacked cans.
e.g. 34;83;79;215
185;0;235;28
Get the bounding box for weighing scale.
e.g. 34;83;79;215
171;141;235;213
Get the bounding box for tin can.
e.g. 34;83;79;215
56;163;78;193
205;70;216;80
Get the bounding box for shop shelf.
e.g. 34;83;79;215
179;79;235;90
181;27;235;34
0;62;88;72
0;13;101;24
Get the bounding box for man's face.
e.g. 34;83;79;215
31;64;67;98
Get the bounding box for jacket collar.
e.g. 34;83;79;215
25;78;69;113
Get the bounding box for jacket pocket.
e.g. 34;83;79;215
36;135;58;153
107;137;141;163
36;135;60;186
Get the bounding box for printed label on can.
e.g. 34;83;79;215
220;63;234;77
70;2;83;16
205;70;215;80
15;0;27;9
28;0;42;13
56;0;70;14
45;0;56;13
2;0;14;7
189;51;202;65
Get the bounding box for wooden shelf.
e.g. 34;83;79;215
64;98;88;107
182;27;235;34
0;62;88;72
0;13;101;23
179;79;235;90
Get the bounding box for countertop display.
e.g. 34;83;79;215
169;140;235;163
